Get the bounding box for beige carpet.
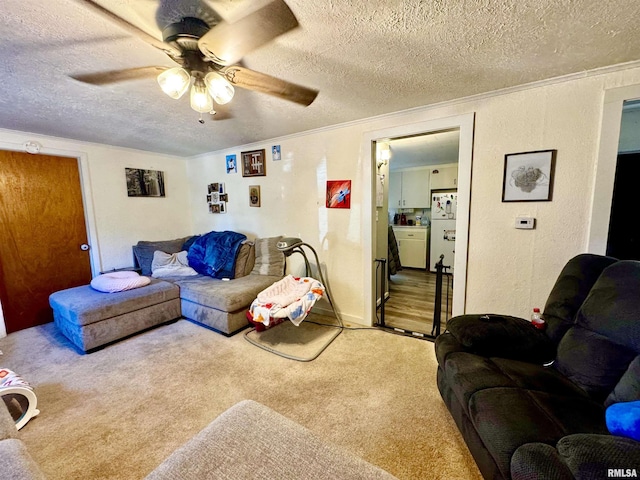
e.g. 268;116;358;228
0;319;482;480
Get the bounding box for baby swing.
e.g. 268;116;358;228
244;237;343;361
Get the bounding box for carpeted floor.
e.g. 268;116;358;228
0;318;482;479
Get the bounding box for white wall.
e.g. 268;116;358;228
0;128;192;335
4;64;640;333
187;65;640;325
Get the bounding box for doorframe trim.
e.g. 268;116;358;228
360;112;475;326
588;84;640;254
0;142;100;275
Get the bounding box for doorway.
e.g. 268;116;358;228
382;130;459;335
590;85;640;255
361;113;475;330
0;150;93;333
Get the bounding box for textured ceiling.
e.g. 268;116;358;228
1;0;640;157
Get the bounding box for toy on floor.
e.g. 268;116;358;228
0;368;40;430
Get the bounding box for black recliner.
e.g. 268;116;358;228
436;254;640;479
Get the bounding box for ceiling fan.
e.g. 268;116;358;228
71;0;319;120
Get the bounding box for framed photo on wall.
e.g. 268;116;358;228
249;185;261;207
242;149;266;177
502;149;556;202
226;154;237;174
125;168;165;197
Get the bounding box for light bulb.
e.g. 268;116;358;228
157;67;190;99
204;71;234;105
190;81;214;113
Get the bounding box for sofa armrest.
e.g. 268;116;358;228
446;314;556;364
512;434;640;480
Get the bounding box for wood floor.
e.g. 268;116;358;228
379;267;454;335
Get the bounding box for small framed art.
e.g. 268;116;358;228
272;145;281;161
326;180;351;209
249;185;261;207
226;154;237;174
242;149;266;177
502;150;556;202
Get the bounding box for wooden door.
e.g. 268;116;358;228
0;151;92;333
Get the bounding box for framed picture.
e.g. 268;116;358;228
125;168;165;197
207;182;227;214
226;154;237;174
272;145;281;161
502;150;556;202
241;149;266;177
326;180;351;209
249;185;261;207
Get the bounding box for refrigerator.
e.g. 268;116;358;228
430;191;457;273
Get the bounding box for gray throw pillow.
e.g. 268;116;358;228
250;236;285;276
234;242;255;279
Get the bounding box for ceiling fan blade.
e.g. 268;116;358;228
76;0;181;58
198;0;298;66
71;66;168;85
222;66;318;106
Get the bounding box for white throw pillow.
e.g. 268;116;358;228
90;271;151;293
151;250;198;278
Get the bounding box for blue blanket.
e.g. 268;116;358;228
187;231;247;279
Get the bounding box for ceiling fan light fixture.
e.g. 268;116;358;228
190;80;214;113
204;71;234;105
157;67;191;99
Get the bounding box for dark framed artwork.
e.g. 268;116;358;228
249;185;261;207
502;150;556;202
326;180;351;209
241;149;266;177
125;168;165;197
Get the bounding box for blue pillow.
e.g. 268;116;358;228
606;401;640;441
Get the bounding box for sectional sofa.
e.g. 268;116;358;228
50;234;286;353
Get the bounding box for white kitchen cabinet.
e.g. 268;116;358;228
388;168;431;208
430;165;458;190
393;227;427;269
389;172;403;210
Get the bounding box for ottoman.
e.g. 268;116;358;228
146;400;397;479
49;279;181;353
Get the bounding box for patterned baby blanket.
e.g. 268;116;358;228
248;275;325;329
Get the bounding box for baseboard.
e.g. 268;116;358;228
310;306;366;327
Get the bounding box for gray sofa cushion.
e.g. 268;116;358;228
146;400;396;480
250;236;285;276
173;275;282;312
49;279;179;326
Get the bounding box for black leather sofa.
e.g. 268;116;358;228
436;254;640;479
